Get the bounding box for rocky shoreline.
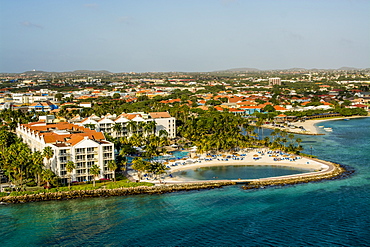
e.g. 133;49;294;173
0;181;236;204
0;159;351;204
242;161;352;190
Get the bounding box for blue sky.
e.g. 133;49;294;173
1;0;369;73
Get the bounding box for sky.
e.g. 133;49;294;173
1;0;369;73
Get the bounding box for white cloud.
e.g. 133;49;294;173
21;21;43;29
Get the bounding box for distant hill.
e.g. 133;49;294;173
22;70;47;74
214;67;261;72
72;70;112;74
337;67;359;71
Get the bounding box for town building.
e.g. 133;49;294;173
16;121;115;183
75;112;176;139
269;77;281;86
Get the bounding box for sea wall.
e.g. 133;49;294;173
0;181;236;204
0;159;351;204
242;161;351;190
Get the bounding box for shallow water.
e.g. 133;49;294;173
171;165;311;180
1;117;369;246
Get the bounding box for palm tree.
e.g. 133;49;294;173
107;160;118;182
113;123;122;137
129;133;143;148
119;158;128;173
288;133;295;146
30;151;44;187
66;161;75;189
295;138;302;147
137;121;146;135
89;164;100;187
43;146;54;169
144;121;156;136
42;169;56;189
127;121;137;137
158;129;168;138
131;157;147;180
148;161;168;180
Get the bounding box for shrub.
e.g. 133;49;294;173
26;181;37;187
0;192;8;197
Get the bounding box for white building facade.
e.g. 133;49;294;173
75;112;176;139
16;122;115;184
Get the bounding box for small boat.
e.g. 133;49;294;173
318;126;324;128
344;119;349;121
324;127;333;132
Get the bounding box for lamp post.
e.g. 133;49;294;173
310;145;313;156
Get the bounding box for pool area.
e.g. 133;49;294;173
127;151;189;163
170;165;312;181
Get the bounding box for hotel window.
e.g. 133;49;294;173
87;147;94;153
103;153;112;159
76;162;84;168
86;154;94;160
76;155;84;161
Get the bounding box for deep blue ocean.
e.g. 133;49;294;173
1;118;369;246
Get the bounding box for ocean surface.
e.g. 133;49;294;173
1;117;369;246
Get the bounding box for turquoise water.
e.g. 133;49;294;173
127;151;189;163
1;118;370;246
171;165;311;180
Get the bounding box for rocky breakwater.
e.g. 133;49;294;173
242;159;352;190
0;181;236;204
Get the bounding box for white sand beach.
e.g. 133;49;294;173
129;116;369;183
128;149;332;183
264;116;369;135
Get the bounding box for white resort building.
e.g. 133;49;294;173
73;112;176;139
16;122;115;183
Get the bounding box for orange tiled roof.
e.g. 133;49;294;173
20;122;105;146
273;106;288;111
239;106;261;109
150;112;171;118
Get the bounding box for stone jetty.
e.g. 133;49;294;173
242;161;351;190
0;181;236;204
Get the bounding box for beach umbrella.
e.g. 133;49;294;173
253;154;259;157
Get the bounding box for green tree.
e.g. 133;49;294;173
43;146;54;169
107;160;118;182
42;169;56;189
30;151;44;187
66;161;75;189
263;105;276;112
112;93;121;99
89;164;100;187
131;157;147;180
54;93;64;101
